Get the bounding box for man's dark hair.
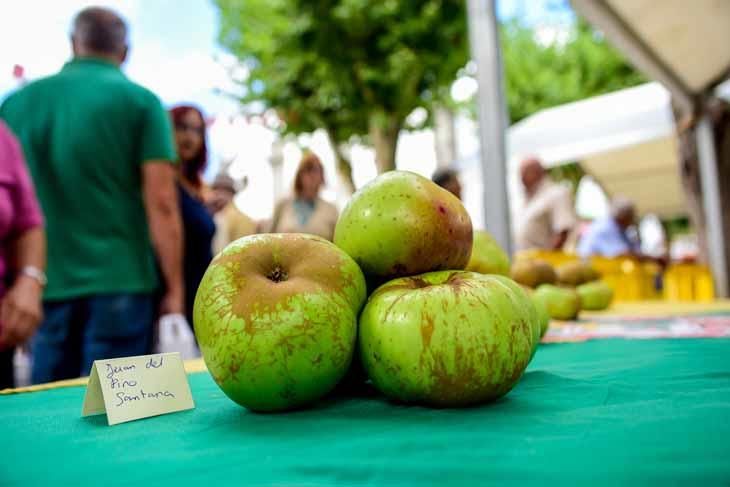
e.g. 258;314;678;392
72;7;127;54
432;168;459;188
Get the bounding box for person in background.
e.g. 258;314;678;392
209;173;257;255
514;156;577;251
432;168;462;200
0;7;183;383
170;105;216;327
578;198;641;258
269;152;338;241
0;122;45;389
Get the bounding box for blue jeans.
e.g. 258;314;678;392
31;293;154;384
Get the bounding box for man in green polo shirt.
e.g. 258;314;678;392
0;7;184;383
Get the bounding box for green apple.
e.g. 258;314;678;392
489;276;541;360
517;284;551;349
533;284;581;321
577;280;614;310
359;271;535;407
465;230;510;276
511;259;557;288
556;261;600;286
334;171;472;282
193;233;367;412
532;294;551;338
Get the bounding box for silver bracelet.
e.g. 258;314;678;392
20;266;47;287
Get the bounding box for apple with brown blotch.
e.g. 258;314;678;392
359;271;536;407
334;171;472;283
193;233;367;412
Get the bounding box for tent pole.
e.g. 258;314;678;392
696;114;728;297
466;0;512;255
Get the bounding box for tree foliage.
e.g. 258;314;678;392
501;19;646;123
215;0;469;187
215;0;644;191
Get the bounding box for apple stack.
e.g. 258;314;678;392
512;259;614;321
193;171;543;412
553;261;614;313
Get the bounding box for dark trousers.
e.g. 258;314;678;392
31;293;154;384
0;347;13;389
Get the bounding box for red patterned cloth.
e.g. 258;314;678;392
543;313;730;343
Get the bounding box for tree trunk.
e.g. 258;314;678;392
434;105;457;168
325;129;356;194
369;115;401;174
672;98;730;287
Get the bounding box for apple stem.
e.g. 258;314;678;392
267;266;288;283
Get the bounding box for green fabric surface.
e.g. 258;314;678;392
2;338;729;486
0;58;176;299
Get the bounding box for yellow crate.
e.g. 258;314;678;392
642;262;662;300
663;263;715;302
514;250;716;302
590;257;647;302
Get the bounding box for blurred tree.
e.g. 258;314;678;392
500;19;646;123
547;162;584;194
215;0;469;191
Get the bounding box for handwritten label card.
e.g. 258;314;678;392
81;353;195;426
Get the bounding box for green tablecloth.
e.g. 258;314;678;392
2;338;729;486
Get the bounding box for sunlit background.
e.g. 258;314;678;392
0;0;593;224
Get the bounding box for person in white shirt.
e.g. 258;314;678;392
514;157;577;251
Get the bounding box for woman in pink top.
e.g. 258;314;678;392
0;120;45;389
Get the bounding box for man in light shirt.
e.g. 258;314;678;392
514;157;577;251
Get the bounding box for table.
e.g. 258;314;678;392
2;306;730;486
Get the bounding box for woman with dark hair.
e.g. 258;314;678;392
169;105;215;327
269;152;338;241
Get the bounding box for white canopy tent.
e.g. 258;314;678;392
506;82;684;219
467;0;730;295
572;0;730;113
569;0;730;296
